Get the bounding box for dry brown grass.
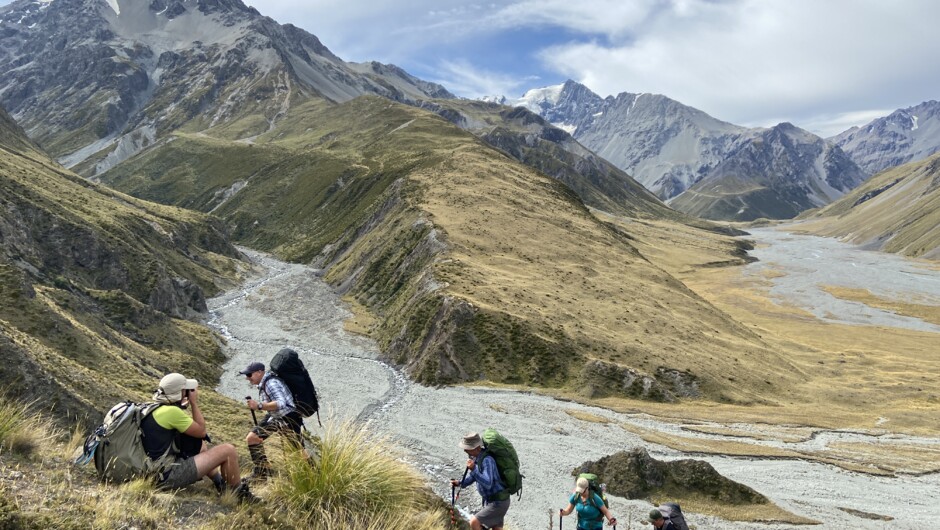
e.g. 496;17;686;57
821;285;940;326
680;424;816;443
565;409;613;424
413;148;801;405
669;493;819;525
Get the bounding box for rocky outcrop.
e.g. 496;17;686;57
576;448;769;504
577;360;700;402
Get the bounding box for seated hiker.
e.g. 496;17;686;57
561;477;616;530
649;508;678;529
145;373;255;501
241;361;304;481
449;432;510;530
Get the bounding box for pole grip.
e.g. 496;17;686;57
245;395;258;426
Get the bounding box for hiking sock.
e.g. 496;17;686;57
211;473;225;494
248;444;271;480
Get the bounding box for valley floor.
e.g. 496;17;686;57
209;242;940;529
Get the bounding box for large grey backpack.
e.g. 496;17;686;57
80;401;177;482
658;502;690;530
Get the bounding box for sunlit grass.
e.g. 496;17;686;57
0;396;55;457
268;421;444;529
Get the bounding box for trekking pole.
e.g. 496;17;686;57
245;396;258;426
559;508;563;530
450;466;470;528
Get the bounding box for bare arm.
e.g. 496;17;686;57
182;389;207;438
561;502;576;516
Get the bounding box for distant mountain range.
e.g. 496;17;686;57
830;100;940;176
503;80;869;220
500;81;940;221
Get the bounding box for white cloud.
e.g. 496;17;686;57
530;0;940;131
210;1;940;133
427;59;535;99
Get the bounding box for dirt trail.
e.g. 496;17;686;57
210;249;940;530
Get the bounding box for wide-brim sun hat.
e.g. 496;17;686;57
459;432;483;451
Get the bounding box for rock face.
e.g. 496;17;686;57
576;448;769;505
831;100;940;175
0;0;453;170
508;80;869;219
670;123;868;221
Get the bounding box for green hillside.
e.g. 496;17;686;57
101;96;801;404
0;106;246;421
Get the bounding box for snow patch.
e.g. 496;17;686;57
515;83;564;113
553;122;577;135
911;115;919;131
105;0;120;15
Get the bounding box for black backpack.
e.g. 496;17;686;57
269;348;320;424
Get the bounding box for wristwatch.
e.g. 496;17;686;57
256;402;263;411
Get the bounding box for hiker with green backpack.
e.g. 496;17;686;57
450;431;520;530
561;475;617;530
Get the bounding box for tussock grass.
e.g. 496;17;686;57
565;409;612;424
0;397;55;457
269;421;444;529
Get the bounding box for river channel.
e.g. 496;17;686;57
210;237;940;530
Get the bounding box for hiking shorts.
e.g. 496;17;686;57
475;499;510;529
159;457;198;489
251;412;303;446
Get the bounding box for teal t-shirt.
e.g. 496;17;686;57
570;492;605;530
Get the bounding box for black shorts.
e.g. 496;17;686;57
251;412;303;446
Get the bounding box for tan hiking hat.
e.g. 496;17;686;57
155;373;198;402
459;432;483;451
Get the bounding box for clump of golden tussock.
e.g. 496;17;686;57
267;421;445;530
0;396;57;458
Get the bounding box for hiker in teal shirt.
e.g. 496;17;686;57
561;477;616;530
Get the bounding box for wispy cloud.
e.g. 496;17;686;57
427;60;536;99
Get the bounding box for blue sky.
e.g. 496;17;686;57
237;0;940;137
3;0;939;137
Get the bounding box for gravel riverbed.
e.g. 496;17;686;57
211;247;939;530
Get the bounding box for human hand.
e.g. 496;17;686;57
187;388;199;405
450;479;460;487
466;459;475;470
247;398;259;410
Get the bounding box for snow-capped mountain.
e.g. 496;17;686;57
830;100;940;175
0;0;452;173
503;80;868;220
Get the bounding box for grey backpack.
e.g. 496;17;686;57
77;401;177;482
658;502;690;530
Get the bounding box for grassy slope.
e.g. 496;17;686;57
795;153;940;259
101;96;800;404
0;106;247;426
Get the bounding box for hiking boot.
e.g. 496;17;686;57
233;482;260;504
244;466;272;483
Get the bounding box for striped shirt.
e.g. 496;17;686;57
258;372;295;418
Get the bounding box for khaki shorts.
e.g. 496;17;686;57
158;457;198;489
475;499;510;529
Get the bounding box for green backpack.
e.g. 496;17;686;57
578;473;609;510
481;428;523;497
83;401;177;482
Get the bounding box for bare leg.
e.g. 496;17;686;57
193;443;240;486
